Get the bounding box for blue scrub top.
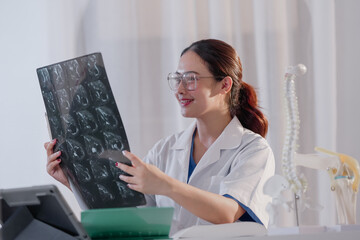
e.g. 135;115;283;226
187;130;262;224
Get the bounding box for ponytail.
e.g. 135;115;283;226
182;39;268;137
231;82;268;137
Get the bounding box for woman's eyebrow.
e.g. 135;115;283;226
176;70;199;74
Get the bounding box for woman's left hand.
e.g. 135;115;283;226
115;150;172;195
117;151;244;224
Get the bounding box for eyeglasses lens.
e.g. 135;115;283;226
167;73;197;91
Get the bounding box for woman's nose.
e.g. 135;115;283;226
176;79;187;94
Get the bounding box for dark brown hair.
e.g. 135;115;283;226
181;39;268;137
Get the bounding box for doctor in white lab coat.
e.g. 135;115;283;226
45;39;275;235
116;39;275;234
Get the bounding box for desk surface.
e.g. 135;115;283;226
172;230;360;240
237;230;360;240
172;224;360;240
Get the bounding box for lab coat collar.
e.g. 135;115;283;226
171;121;197;150
189;116;245;181
211;116;244;150
171;117;246;183
171;116;245;154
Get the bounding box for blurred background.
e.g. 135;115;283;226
0;0;359;227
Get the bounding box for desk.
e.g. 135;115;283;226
171;224;360;240
234;231;360;240
172;230;360;240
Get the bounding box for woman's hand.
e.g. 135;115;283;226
44;139;70;190
115;151;172;195
117;151;244;224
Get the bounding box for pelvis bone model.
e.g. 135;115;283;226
295;148;360;224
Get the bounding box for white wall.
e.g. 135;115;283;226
0;0;88;217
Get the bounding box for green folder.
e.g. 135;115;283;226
81;207;174;239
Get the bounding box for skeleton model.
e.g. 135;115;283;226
264;64;359;227
281;64;308;199
263;64;307;227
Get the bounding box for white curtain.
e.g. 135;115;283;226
0;0;359;226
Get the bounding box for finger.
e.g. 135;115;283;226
115;162;136;175
46;139;57;156
122;150;143;168
44;142;49;149
47;151;61;163
119;174;137;184
47;158;61;174
127;184;142;193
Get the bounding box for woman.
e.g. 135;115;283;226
45;39;275;234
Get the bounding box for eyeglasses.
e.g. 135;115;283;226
167;72;225;92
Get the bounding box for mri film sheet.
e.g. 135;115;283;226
37;53;146;209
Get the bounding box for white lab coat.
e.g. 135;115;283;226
143;117;275;235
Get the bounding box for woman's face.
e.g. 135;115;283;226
175;50;226;119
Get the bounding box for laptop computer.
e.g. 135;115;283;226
0;185;89;240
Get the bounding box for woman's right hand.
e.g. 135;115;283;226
44;139;71;190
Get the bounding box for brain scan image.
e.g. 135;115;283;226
96;183;115;201
43;91;57;113
96;106;119;130
88;80;110;104
76;110;99;134
70;85;90;109
64;59;85;84
66;139;86;161
90;158;110;181
56;89;71;113
73;162;92;182
50;64;66;89
82;54;102;79
83;135;104;155
62;114;80;137
37;53;145;208
38;68;51;89
103;132;124;151
48;116;63;137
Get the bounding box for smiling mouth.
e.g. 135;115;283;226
179;99;193;106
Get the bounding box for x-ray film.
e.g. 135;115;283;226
37;53;146;209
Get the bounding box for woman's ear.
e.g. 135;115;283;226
221;76;233;94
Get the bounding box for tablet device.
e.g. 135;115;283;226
36;53;146;209
0;185;89;240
